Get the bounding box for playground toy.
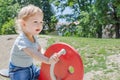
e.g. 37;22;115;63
39;42;84;80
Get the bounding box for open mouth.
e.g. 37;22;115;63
36;29;40;32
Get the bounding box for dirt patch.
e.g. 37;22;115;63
84;54;120;80
0;35;17;69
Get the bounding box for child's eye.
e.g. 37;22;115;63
34;21;38;23
40;21;44;24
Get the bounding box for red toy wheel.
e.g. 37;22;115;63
39;42;84;80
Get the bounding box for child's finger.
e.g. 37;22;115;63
52;54;59;62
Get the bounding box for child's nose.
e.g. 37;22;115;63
38;23;43;26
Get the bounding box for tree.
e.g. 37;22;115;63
95;0;120;38
110;0;120;38
51;0;99;37
0;0;20;34
50;0;120;38
1;19;16;34
41;0;58;33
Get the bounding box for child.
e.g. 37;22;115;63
9;4;59;80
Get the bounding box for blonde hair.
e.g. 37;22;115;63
17;4;43;20
16;4;43;33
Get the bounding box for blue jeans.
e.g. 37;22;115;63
9;63;40;80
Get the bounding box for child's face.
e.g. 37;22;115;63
22;12;43;35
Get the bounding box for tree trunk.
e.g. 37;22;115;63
115;23;120;38
97;26;102;38
113;6;120;38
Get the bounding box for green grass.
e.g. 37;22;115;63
44;35;120;79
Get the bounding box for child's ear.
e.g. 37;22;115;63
19;19;26;27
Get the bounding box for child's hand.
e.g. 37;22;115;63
48;53;59;64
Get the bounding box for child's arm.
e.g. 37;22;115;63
38;45;45;54
22;48;59;64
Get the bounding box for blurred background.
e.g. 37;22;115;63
0;0;120;38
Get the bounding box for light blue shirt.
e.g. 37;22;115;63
10;33;39;67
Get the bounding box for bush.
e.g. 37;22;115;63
57;23;77;36
1;19;16;34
